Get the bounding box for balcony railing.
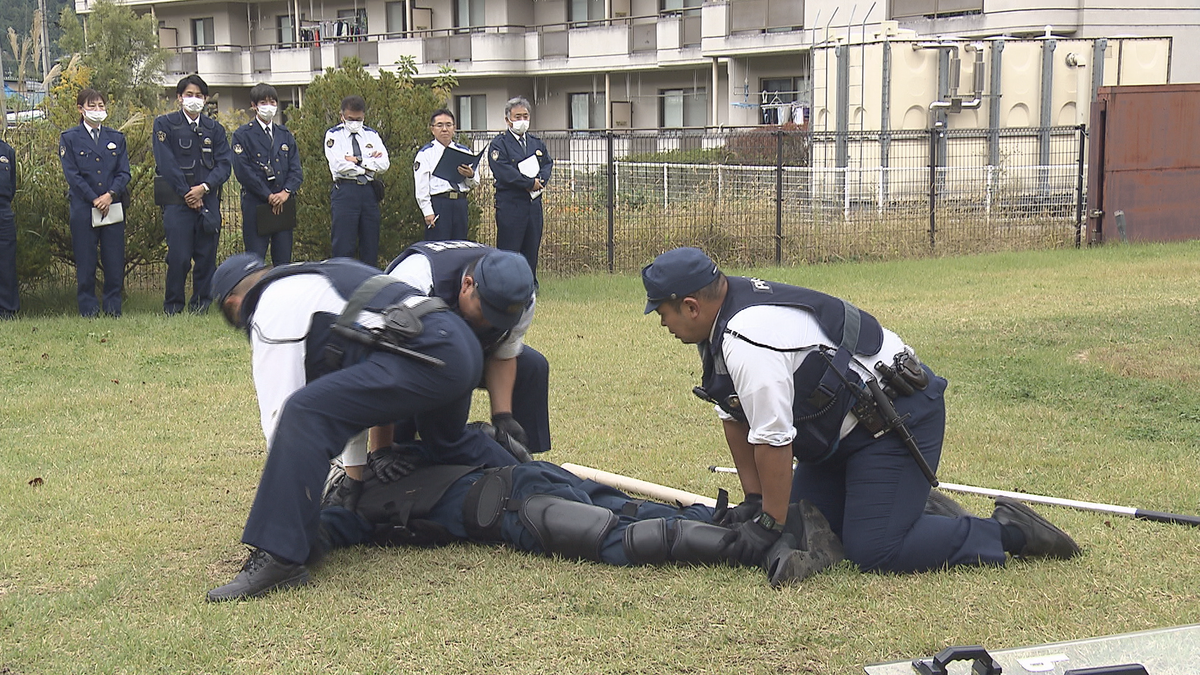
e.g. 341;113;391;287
729;0;804;34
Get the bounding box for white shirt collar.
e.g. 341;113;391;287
258;118;273;134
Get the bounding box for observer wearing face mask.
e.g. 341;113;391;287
323;95;390;266
486;96;553;282
231;83;303;265
59;88;131;317
151;74;233;315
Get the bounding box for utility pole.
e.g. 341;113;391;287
38;0;52;77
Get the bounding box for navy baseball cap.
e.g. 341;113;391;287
642;247;719;314
212;252;267;308
473;251;535;331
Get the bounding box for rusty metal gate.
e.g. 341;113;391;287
1087;84;1200;244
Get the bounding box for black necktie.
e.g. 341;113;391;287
518;135;526;154
351;132;362;161
91;128;99;144
266;125;274;144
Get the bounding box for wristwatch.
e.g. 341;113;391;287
755;512;784;533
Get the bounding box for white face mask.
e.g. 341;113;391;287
343;120;364;134
83;109;108;124
256;104;278;122
182;96;205;114
510;119;530;135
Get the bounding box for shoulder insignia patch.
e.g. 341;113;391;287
281;143;289;152
413;160;420;172
107;142;117;150
535;150;542;156
327;138;335;148
157;130;167;143
233;144;243;154
59;145;65;157
0;155;9;163
203;137;213;145
491;150;499;161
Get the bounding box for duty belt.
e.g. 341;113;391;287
432;191;462;199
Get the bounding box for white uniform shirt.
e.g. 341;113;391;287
387;253;533;360
324;124;390;180
413;140;479;218
716;304;910;447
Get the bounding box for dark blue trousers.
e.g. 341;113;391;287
425;193;469;242
0;204;18;316
331;182;380;266
162;204;219;314
321;461;716;566
791;370;1007;573
69;202;124;316
241;196;293;265
242;310;484;565
494;190;542;280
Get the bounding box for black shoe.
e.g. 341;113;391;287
924;490;976;518
992;496;1081;560
321;466;363;511
764;500;845;587
206;548;309;602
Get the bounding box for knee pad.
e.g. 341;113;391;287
623;518;671;565
462;466;516;542
623;518;732;566
518;495;617;562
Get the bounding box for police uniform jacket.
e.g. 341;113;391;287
59;123;131;207
413;140;478;218
700;277;910;464
232;119;302;203
0;140;15;205
324;123;390;181
151;110;232;202
488;130;552;196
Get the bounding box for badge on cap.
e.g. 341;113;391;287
281;143;288;152
233;144;243;154
107;142;117;150
157;130;167;142
327;138;335;148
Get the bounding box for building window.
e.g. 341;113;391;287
277;15;295;47
569;0;604;25
660;88;706;128
386;1;407;34
569;93;605;130
660;0;701;10
890;0;983;20
455;0;485;30
760;77;807;125
192;17;215;49
456;94;487;130
337;8;368;37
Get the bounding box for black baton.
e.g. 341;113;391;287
865;377;939;487
330;324;446;368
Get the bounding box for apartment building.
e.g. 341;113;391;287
70;0;1197;130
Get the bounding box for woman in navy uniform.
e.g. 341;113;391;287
232;83;302;265
151;74;232;315
487;97;552;280
59;88;131;317
0;136;16;319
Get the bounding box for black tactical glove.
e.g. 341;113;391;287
720;516;783;567
367;444;422;483
715;493;763;526
491;412;529;449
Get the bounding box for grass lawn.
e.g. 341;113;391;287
2;242;1199;674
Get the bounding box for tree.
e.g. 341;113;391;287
285;57;459;263
57;2;166;111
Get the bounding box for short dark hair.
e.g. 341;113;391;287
176;74;209;97
340;95;367;113
76;88;105;107
429;108;455;125
249;83;279;105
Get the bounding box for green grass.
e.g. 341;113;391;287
2;242;1199;674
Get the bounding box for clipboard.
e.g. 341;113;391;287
432;146;482;184
517;155;543;199
256;198;297;235
92;202;124;227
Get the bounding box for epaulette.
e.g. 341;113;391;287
327;124;343;133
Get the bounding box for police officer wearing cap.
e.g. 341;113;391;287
385;240;550;454
60;88;130;317
204;250;534;601
487;97;552;280
0;135;16;319
414;109;477;242
152;74;232;315
325;95;390;265
232;83;302;265
642;247;1081;574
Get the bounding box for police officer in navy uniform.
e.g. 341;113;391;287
0;136;17;319
59;88;131;317
325;95;390;266
487;97;552;280
642;247;1081;575
232;83;302;265
204;250;535;601
152;74;233;315
386;240;551;454
414;108;477;242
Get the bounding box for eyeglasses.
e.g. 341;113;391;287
432;123;455;129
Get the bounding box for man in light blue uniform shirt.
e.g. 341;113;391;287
413;108;477;242
324;95;390;266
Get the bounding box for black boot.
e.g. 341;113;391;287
206;548;310;602
992;496;1081;560
764;500;845;587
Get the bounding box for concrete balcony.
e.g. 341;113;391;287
701;0;810;57
165;46;252;87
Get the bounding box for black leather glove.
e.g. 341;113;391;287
715;493;763;526
720;517;782;567
491;412;529;449
367;444;421;483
